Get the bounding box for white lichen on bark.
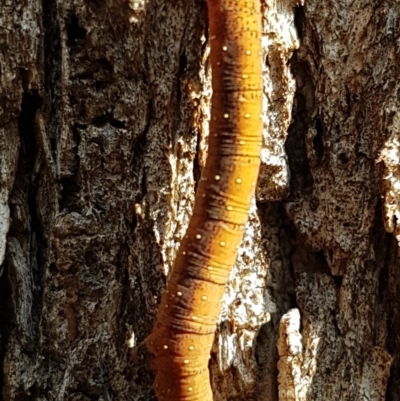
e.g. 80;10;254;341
0;127;19;267
379;111;400;248
212;201;270;399
277;308;305;401
257;0;300;202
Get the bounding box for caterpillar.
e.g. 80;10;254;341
146;0;263;400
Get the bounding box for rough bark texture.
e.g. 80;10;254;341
0;0;399;401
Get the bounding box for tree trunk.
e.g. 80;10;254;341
0;0;399;400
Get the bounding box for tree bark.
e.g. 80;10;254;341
0;0;399;400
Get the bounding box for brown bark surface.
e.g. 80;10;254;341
0;0;399;400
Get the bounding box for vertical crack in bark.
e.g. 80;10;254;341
255;203;296;401
13;90;43;342
293;4;305;42
43;0;62;155
378;196;400;401
18;92;41;174
131;100;151;203
285;54;314;201
1;89;43;398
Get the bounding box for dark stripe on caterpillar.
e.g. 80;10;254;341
146;0;263;399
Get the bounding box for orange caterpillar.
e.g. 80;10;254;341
146;0;263;399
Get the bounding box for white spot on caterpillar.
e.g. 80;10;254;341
215;175;221;181
202;295;208;301
240;140;246;145
196;234;202;239
223;113;229;119
245;113;251;119
189;345;195;350
226;206;233;211
236;178;242;184
163;345;168;350
222;45;228;51
177;291;182;296
245;49;252;55
220;241;226;247
184;359;190;364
